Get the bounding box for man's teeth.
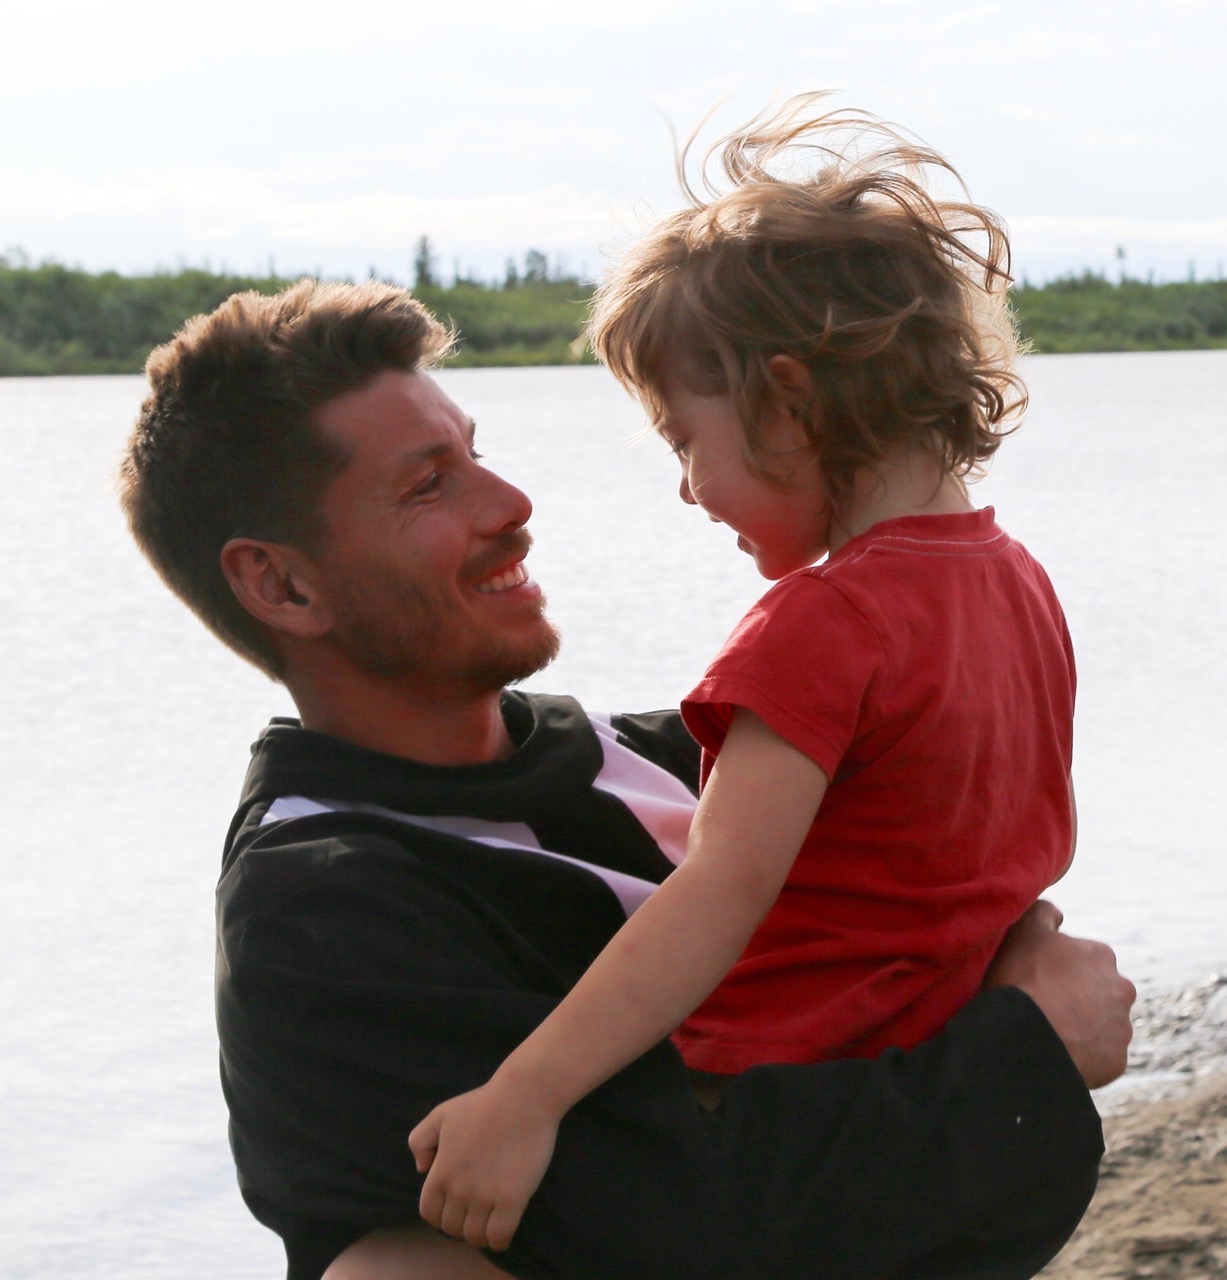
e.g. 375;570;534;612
475;563;528;593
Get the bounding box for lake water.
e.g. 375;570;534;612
1;352;1224;1277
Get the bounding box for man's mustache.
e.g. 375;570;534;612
463;529;534;584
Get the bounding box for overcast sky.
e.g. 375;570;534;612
4;0;1224;285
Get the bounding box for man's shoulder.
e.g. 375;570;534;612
231;696;698;817
217;694;698;933
515;691;697;788
601;706;700;794
215;802;442;961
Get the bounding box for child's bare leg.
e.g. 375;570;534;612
323;1223;511;1280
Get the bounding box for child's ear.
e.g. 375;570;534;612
767;354;814;405
762;356;820;458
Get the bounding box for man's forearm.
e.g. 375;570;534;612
495;987;1101;1280
710;987;1101;1280
986;900;1136;1088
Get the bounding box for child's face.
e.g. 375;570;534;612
655;376;830;580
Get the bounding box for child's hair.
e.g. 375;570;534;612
589;93;1027;512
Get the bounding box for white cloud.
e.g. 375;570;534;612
268;187;627;251
0;166;633;261
0;170;282;219
1010;214;1227;280
996;103;1166;150
1011;215;1227;246
931;3;1004;34
3;0;1222;279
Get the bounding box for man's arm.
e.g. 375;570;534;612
223;814;1130;1280
987;899;1135;1087
329;989;1122;1280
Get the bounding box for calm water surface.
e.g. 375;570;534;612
1;352;1224;1277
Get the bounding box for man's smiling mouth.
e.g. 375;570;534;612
474;561;529;593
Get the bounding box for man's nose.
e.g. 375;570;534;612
480;467;533;532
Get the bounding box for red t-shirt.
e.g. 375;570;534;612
674;508;1075;1072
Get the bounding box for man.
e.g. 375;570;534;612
120;279;1134;1280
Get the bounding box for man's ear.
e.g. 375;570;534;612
220;538;332;640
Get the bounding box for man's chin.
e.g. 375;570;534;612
471;618;562;692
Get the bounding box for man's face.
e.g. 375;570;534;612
306;369;559;696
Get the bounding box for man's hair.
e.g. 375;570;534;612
590;93;1027;511
119;279;454;679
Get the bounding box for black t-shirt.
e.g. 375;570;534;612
216;693;1103;1280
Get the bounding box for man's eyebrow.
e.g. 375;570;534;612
390;420;478;475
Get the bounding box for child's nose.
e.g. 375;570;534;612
678;471;696;505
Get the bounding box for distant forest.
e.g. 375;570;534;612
1;240;1225;376
1012;273;1227;354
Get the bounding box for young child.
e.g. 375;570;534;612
407;94;1077;1253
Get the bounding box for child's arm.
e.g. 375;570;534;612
1053;775;1077;883
408;708;828;1251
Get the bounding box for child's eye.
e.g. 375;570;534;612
668;438;689;458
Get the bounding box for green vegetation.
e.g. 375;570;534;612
0;255;302;376
1013;274;1227;354
412;282;593;368
0;241;595;376
1;242;1224;376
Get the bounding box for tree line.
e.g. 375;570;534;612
1012;273;1227;353
1;246;1225;376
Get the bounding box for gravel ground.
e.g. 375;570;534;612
1040;973;1227;1280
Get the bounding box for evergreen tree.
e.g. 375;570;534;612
413;237;437;289
523;249;549;284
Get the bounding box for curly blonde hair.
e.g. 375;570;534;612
590;93;1026;511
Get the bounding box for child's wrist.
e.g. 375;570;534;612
490;1057;576;1117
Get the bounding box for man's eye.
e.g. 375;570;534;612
410;472;443;499
470;448;484;462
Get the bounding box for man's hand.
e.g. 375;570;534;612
986;900;1136;1088
409;1081;561;1252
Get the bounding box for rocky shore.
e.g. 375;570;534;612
1041;973;1227;1279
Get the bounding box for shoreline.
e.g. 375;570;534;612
1041;972;1227;1279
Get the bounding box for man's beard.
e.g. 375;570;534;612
328;571;561;694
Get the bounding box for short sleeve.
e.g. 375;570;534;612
682;572;882;781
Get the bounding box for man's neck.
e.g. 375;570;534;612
291;668;515;767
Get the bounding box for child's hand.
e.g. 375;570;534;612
408;1081;561;1251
